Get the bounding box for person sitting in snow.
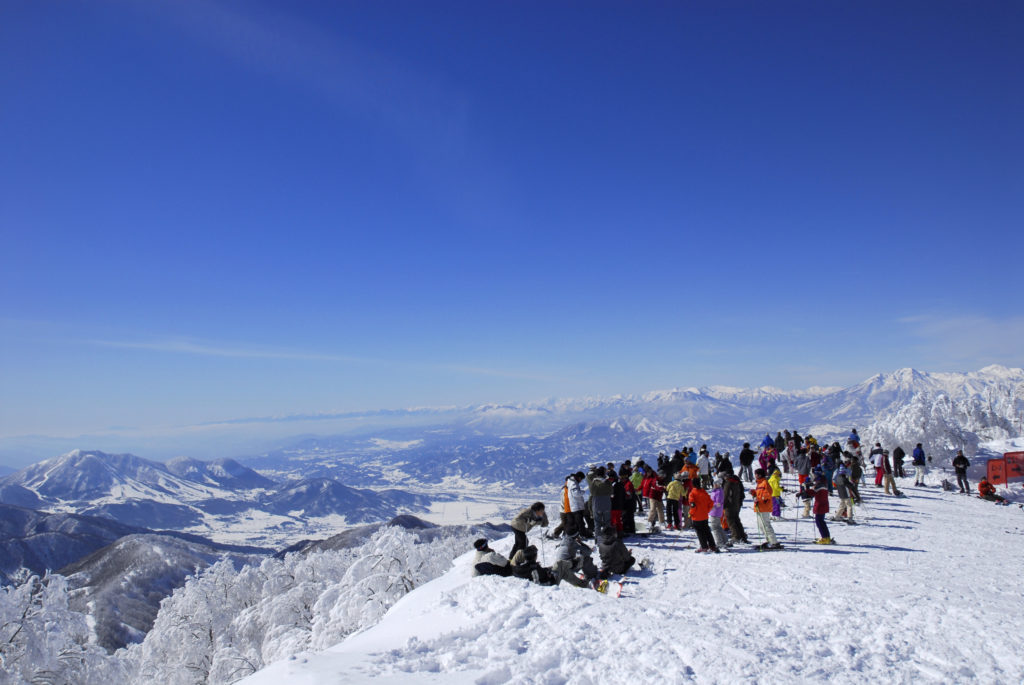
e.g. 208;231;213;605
511;545;590;588
597;526;636;578
472;539;512;577
553;533;600;580
977;477;1007;503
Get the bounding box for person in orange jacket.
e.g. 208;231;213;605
978;477;1007;503
687;480;719;553
750;468;782;549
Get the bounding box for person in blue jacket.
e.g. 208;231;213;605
912;443;927;486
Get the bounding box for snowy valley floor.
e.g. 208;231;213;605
242;474;1024;685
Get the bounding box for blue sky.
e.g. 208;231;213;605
1;1;1022;452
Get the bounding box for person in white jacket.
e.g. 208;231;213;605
696;451;712;489
471;539;511;576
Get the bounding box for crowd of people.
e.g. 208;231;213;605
471;428;1011;589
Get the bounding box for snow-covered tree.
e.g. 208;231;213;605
865;388;1023;459
0;573;126;684
120;526;471;684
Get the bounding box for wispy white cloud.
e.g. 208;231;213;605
136;0;512;227
85;336;563;382
898;313;1024;370
145;0;471;151
86;337;372;363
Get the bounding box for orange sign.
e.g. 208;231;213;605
1006;452;1024;481
988;459;1007;485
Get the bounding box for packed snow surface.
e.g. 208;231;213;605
242;470;1024;685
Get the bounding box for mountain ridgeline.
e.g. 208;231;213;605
247;365;1024;488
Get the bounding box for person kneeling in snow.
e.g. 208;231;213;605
472;538;512;577
511;545;590;588
597;526;636;579
978;477;1007;503
554;533;599;581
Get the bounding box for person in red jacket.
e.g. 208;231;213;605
978;477;1007;503
812;474;834;544
687;480;719;553
644;471;666;531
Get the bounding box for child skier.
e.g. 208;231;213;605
768;467;784;520
812;474;834;544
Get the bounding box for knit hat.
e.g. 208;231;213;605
473;538;489;551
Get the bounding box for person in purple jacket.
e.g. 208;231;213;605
708;476;729;549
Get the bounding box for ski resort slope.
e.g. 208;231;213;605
242;475;1024;685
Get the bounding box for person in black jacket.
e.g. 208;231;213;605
609;470;627;534
952;450;971;493
892;445;907;478
597;526;635;578
722;472;749;543
738;443;756;482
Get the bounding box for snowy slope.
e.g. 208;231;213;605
241;465;1024;685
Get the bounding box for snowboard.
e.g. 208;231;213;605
592;579;624;596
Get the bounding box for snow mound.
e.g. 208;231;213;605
242;473;1024;684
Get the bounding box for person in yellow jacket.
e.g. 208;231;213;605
750;469;782;549
665;475;685;530
768;467;784;520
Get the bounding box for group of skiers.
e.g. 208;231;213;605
471;428;1011;589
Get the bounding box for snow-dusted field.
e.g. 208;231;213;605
242;468;1024;685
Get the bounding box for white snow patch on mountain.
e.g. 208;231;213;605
370;439;424;450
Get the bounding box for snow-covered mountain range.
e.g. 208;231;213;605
2;365;1021;572
248;365;1024;488
0;450;433;545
